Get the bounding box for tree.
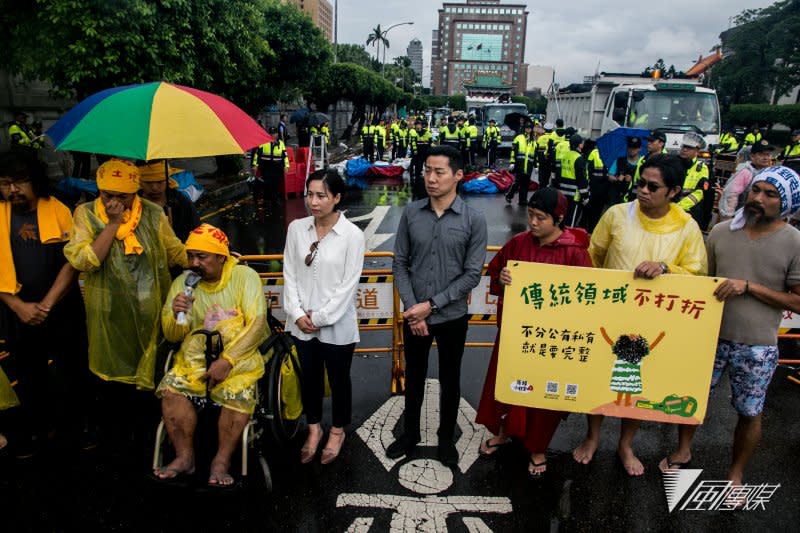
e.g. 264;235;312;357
335;43;380;71
0;0;331;112
366;25;389;62
712;0;800;104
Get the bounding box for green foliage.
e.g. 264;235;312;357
713;0;800;104
723;104;800;129
422;94;466;111
335;44;379;71
308;63;401;111
366;25;389;60
0;0;331;112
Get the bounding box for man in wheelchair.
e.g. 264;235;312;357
154;224;267;487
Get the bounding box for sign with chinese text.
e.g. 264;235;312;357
261;275;394;325
495;262;724;424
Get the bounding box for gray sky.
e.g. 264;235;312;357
334;0;776;88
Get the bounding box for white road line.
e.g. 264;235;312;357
348;206;392;251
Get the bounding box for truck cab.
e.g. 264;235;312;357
604;82;720;152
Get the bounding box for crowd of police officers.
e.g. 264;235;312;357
357;109;800;233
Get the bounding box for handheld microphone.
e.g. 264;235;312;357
176;271;202;326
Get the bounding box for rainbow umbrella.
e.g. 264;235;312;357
47;82;271;160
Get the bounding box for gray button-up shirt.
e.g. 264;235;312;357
393;195;487;324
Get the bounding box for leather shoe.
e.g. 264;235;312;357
437;442;459;466
386;434;419;459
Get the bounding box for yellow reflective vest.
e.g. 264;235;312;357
676;158;709;213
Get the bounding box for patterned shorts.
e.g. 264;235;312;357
710;339;779;417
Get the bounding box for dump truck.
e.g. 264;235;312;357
546;73;721;151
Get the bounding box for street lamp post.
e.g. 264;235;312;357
380;21;414;78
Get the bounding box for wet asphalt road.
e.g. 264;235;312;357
3;183;800;532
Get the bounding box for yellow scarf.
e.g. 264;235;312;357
94;195;144;255
0;197;73;295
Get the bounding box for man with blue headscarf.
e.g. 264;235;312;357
659;166;800;501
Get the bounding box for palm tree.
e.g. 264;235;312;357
366;25;389;64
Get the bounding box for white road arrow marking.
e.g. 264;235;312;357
348;206;392;251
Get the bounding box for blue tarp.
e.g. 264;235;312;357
55;170;204;203
171;170;204;202
345;157;372;178
596;127;650;168
461;177;499;194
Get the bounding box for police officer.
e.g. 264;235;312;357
716;126;740;154
390;118;401;160
252;127;290;207
483;118;501;167
554;134;589;227
537;122;556;187
440;117;461;151
610;137;644;205
779;129;800;172
465;116;479;167
552;127;575;180
624;130;667;202
408;120;433;197
375;118;388;162
743;125;762;146
8;111;42;151
583;139;609;232
361;119;377;163
676;132;710;227
506;121;536;205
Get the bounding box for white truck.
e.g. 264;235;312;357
467;97;529;152
546;73;721;151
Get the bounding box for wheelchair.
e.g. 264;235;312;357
152;308;302;492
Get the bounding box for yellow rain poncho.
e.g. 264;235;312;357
0;366;19;410
590;201;708;275
64;198;187;390
157;259;268;414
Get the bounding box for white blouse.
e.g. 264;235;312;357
282;213;366;344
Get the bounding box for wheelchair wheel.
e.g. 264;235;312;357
261;337;302;449
258;454;273;493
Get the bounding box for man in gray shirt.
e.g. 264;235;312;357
388;145;487;466
660;166;800;498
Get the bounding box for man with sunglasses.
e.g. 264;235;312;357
660;166;800;496
572;153;707;476
676;132;710;227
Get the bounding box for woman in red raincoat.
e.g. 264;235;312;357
475;187;592;477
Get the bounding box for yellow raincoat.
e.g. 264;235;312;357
590;201;708;275
64;199;187;390
157;259;268;414
0;367;19;410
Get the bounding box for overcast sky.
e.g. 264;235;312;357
335;0;776;88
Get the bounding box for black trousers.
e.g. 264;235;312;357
486;142;497;166
363;140;375;162
294;337;355;428
506;165;532;205
584;178;611;233
257;162;285;202
538;154;551;188
402;315;469;443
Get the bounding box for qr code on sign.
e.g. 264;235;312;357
546;381;559;394
566;383;578;397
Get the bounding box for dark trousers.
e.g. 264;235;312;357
363;140;375;162
584;178;610;232
566;197;584;227
5;311;92;442
506;165;532;205
486;142;497;166
538;154;551;188
402;315;469;443
294;337;355;427
410;151;429;199
257;162;285;202
376;143;385;162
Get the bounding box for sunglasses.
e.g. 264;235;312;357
637;178;665;192
305;240;319;267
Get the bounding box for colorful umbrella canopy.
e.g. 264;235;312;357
47;82;271;160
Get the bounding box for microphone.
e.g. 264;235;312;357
176;271;202;326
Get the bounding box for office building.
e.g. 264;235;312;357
430;0;528;96
287;0;333;42
407;39;423;82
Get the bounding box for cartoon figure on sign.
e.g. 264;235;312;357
600;327;665;407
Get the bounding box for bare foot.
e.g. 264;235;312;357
618;447;644;476
154;456;195;480
658;451;692;473
572;439;598;464
208;459;234;486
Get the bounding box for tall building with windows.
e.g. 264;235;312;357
407;39;424;83
287;0;333;42
430;0;528;96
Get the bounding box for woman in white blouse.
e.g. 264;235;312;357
283;169;365;464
